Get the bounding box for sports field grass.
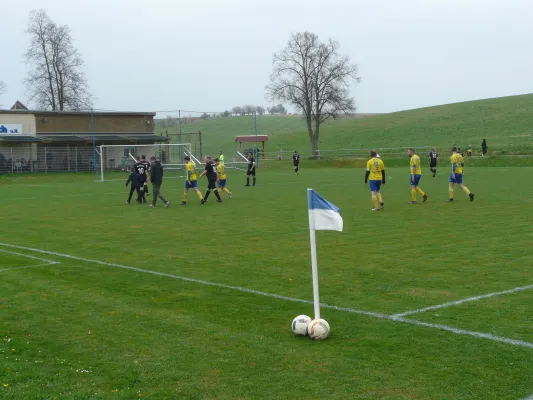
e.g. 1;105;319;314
156;94;533;157
2;165;533;399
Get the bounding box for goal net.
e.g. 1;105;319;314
98;143;195;182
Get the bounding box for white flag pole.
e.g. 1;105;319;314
307;188;321;320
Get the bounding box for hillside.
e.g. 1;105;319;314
156;94;533;157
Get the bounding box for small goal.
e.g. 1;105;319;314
98;143;196;182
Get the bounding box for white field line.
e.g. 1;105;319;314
0;262;59;273
0;248;59;264
1;242;533;350
392;284;533;318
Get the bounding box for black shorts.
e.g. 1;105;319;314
140;175;147;184
207;179;217;189
430;163;437;168
247;168;256;176
293;162;299;167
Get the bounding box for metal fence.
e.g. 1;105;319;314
0;144;100;174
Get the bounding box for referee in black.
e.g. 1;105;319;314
199;155;222;204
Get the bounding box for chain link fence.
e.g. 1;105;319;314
0;144;100;174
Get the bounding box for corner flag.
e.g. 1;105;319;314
307;189;343;320
307;189;343;232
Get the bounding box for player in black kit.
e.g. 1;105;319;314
125;167;142;204
428;148;438;177
245;152;256;186
133;157;147;203
140;155;150;196
292;151;300;174
199;155;222;204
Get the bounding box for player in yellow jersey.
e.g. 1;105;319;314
448;147;474;202
408;148;428;204
364;150;385;211
180;156;203;205
215;158;232;199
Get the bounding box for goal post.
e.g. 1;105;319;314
98;143;192;182
222;151;250;172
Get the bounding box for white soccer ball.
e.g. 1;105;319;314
291;315;312;336
307;318;330;340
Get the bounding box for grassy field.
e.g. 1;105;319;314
2;164;533;399
155;94;533;157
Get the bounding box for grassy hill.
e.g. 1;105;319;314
156;94;533;158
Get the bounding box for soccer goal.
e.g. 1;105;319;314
223;151;251;172
98;143;193;182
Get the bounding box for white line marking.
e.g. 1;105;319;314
390;316;533;349
0;263;59;273
1;242;533;350
0;249;59;264
392;284;533;318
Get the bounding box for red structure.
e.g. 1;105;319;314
235;135;269;158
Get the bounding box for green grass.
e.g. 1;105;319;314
156;94;533;157
2;166;533;399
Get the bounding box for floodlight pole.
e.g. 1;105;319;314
91;109;96;173
254;111;258;166
178;110;183;163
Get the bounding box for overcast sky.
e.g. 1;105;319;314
1;0;532;114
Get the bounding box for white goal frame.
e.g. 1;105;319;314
98;143;193;182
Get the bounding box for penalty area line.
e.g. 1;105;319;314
0;242;533;350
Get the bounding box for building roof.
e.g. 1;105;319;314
0;133;168;144
11;101;29;110
0;109;156;117
0;135;42;143
38;134;168;143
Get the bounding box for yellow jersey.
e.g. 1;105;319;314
186;161;198;181
410;154;422;175
450;153;464;174
366;157;385;180
217;163;226;179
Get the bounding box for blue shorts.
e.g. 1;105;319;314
410;174;422;186
218;179;227;187
184;180;198;189
369;180;382;192
450;173;463;184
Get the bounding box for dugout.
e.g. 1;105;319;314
0;104;168;173
235;135;269;158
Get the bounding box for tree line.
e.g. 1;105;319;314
6;11;360;157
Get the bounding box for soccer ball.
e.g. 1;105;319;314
291;315;312;336
307;318;330;340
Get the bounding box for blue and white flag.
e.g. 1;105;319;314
307;189;343;232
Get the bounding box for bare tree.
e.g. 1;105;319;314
24;9;92;111
256;106;265;116
0;81;5;108
267;32;360;157
231;106;242;116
